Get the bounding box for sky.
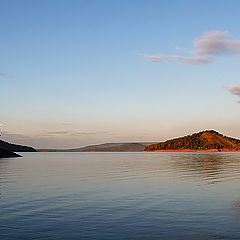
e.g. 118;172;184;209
1;0;240;149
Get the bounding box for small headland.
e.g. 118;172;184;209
144;130;240;152
0;149;21;158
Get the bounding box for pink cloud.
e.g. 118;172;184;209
143;30;240;65
227;85;240;103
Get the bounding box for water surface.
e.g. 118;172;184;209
1;152;240;239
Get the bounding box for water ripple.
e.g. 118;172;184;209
1;152;240;239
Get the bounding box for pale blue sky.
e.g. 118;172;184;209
1;0;240;148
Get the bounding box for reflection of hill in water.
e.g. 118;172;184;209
170;153;240;184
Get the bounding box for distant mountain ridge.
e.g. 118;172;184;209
39;142;156;152
144;130;240;152
0;139;36;152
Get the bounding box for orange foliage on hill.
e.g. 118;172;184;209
144;130;240;152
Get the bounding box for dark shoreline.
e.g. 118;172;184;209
0;149;22;158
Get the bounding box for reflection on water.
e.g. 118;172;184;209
0;152;240;240
169;153;240;184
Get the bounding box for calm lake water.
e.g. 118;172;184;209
1;152;240;240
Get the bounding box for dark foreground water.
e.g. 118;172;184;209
1;153;240;240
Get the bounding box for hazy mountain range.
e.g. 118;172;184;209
38;142;156;152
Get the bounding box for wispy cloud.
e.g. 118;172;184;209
143;54;171;62
227;85;240;103
0;72;4;76
46;130;112;136
2;130;114;149
143;30;240;64
72;131;112;136
172;55;213;64
47;131;71;135
143;54;212;64
2;131;34;140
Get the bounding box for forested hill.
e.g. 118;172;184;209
144;130;240;151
